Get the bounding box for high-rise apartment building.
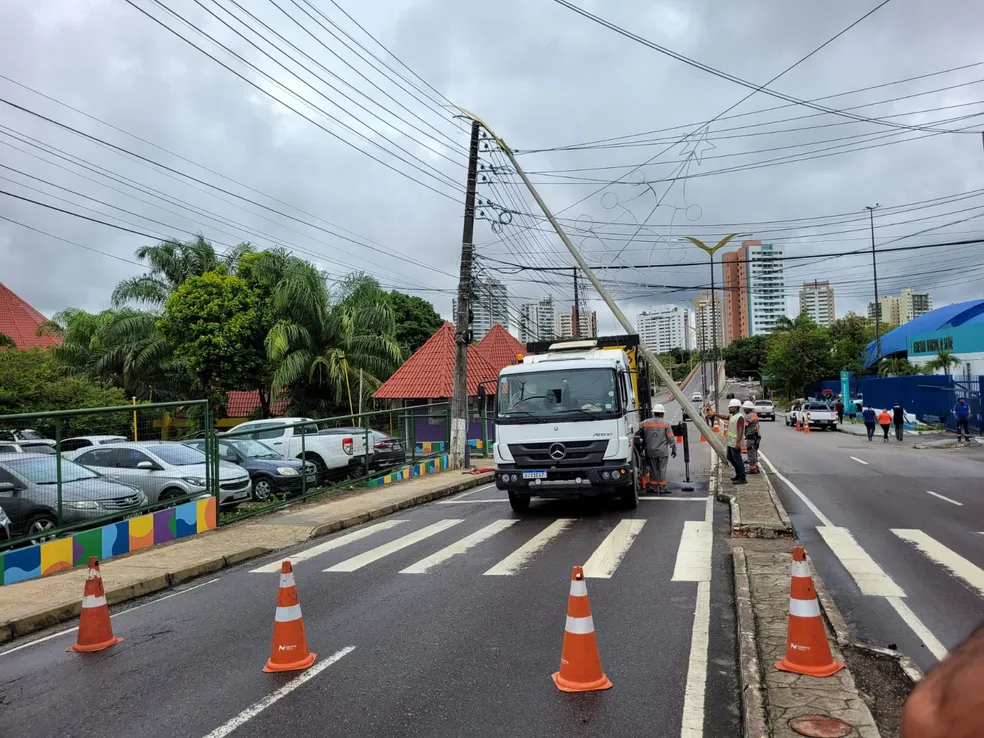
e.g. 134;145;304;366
557;307;598;339
799;280;835;327
452;278;508;342
518;296;556;344
867;288;932;328
693;292;724;352
722;240;787;341
636;306;691;354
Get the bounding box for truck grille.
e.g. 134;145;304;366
507;440;609;468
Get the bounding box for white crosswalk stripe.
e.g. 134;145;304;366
484;519;576;576
324;520;463;572
401;520;518;574
250;521;406;573
582;519;647;579
892;529;984;598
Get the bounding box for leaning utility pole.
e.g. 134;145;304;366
453;108;729;462
865;204;882;363
450;120;481;469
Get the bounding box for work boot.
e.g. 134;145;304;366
731;478;747;485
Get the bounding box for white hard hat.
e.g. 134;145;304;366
742;400;755;410
728;398;742;408
653;403;666;414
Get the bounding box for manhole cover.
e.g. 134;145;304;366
788;715;853;737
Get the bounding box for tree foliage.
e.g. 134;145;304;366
878;357;919;377
722;335;769;377
763;315;835;398
386;290;443;356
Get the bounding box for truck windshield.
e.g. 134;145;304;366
497;368;619;423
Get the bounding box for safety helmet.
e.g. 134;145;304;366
742;400;755;410
653;403;666;414
728;398;742;409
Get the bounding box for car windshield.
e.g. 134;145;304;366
226;439;281;459
497;368;618;421
4;456;100;484
145;444;205;466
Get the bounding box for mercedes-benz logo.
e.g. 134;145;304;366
548;443;566;460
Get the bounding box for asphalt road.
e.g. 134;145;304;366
761;415;984;673
0;449;739;737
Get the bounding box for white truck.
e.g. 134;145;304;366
227;417;368;482
493;336;652;512
787;402;838;430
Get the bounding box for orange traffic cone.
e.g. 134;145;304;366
67;557;123;653
803;421;811;435
264;561;317;673
552;566;612;693
796;418;802;432
776;547;844;678
699;434;707;443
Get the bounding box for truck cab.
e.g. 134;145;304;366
493;336;650;512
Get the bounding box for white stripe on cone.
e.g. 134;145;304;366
274;604;303;622
791;560;811;578
789;597;822;618
569;580;588;597
279;571;296;589
81;595;107;609
565;615;595;635
86;568;101;581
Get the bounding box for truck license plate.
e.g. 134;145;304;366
522;470;547;480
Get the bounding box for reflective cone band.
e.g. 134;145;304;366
264;560;317;673
67;557;123;653
803;422;811;434
775;547;845;678
552;566;612;693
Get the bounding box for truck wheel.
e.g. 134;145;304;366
620;474;640;509
508;491;530;513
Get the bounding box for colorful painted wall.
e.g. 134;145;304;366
1;497;217;586
415;440;484;454
368;454;449;487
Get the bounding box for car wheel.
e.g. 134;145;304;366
26;514;58;545
252;475;275;502
508;491;531;513
158;487;185;506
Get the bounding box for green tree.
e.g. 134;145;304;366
0;348;129;432
158;272;267;407
878;357;919;377
112;236;252;307
926;349;961;376
0;332;15;349
763;315;833;398
386;290;443;356
829;314;876;375
722;335;769;377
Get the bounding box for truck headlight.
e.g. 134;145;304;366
276;467;300;476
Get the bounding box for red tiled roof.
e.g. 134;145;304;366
374;321;499;400
0;283;61;350
225;390;289;418
476;323;528;373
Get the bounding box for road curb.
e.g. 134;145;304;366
1;474;494;645
732;547;769;738
853;642;925;685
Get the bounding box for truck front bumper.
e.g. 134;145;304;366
495;462;634;498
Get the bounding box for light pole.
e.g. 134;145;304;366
865;204;881;363
691;298;708;398
684;234;739;415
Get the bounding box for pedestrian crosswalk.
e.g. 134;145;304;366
250;514;700;580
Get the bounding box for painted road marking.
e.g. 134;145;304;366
640;496;709;501
816;526;905;597
201;646;355;738
0;578;221;657
672;521;712;582
758;451;834;527
849;456;869;465
681;581;711;737
926;491;963;506
400;519;518;574
324;520;462;572
484;519;575;576
892;529;984;597
582;519;647;579
250;521;406;572
885;598;948;661
437;499;510;504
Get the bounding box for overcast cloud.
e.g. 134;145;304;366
2;0;983;336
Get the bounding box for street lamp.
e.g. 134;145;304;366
684;234;740;415
865;204;881;363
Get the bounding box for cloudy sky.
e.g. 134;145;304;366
2;0;984;336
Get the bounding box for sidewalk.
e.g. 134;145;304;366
0;468;494;645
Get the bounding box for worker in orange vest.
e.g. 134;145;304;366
637;404;676;494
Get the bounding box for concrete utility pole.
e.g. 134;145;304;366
453;108;729;462
450;120;481;469
866;204;882;363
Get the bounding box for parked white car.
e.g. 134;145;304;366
57;435;128;453
226;418;366;482
66;441;251;507
0;441;56;455
787;402;838;430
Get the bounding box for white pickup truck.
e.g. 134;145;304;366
227;417;368;482
787;402;838;430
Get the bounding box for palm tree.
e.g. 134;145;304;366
0;332;15;349
927;349;961;376
878;357;918;377
263;261;402;416
112;236;252;307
